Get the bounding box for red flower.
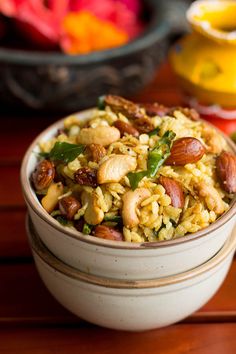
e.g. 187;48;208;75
0;0;69;47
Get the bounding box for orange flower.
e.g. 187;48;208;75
61;11;128;55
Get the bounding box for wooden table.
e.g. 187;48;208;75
1;62;236;354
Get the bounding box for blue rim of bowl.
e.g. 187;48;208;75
27;214;236;288
20;108;236;250
0;1;169;65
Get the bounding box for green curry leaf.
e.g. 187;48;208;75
127;171;148;190
128;130;176;190
148;127;160;137
48;142;85;164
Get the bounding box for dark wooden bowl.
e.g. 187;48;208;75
0;0;188;113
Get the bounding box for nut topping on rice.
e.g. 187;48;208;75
31;95;236;242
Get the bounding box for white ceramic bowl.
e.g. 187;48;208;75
27;217;236;332
21;109;236;280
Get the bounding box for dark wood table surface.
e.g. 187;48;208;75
1;62;236;354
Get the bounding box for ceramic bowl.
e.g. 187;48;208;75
27;216;236;331
20;109;236;280
0;0;189;113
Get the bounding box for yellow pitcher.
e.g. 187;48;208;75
170;0;236;108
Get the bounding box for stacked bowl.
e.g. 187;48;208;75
21;109;236;331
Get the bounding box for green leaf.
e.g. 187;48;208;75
148;127;160;137
104;215;122;223
56;215;71;226
147;144;171;177
38;151;49;158
49;142;85;164
147;130;176;177
128;171;147;190
97;95;106;110
127;130;176;190
82;223;93;235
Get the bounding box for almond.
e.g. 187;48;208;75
216;151;236;193
165;137;206;166
114;120;139;137
94;225;123;241
159;176;184;208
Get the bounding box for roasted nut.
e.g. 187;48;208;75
81;190;104;225
159;176;184;208
196;181;225;214
122;188;151;228
94;225;123;241
141;103;169;117
133;116;154;133
32;160;55;191
114;120;139;137
216;151;236;193
41;182;64;213
88;144;106;163
104;95;144;119
59;196;81;220
97;155;137;184
165;137;206;166
168;107;200;121
77;126;120;146
74;167;97;187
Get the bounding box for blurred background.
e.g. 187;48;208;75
0;0;192;113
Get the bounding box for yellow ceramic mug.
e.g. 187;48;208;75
170;0;236;107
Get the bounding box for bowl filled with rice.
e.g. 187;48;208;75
21;95;236;280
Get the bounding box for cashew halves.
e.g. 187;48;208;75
41;182;64;213
98;154;137;184
122;188;151;228
197;182;225;215
77;126;120;146
81;190;104;225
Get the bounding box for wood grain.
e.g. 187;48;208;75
0;166;24;207
1;324;236;354
0;209;30;258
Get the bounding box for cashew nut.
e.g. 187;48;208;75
81;190;104;225
197;182;225;215
122;188;151;228
41;182;64;213
97;155;137;184
202;125;226;154
77;126;120;146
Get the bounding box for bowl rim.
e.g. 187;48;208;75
20;107;236;250
27;215;236;289
0;1;169;65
